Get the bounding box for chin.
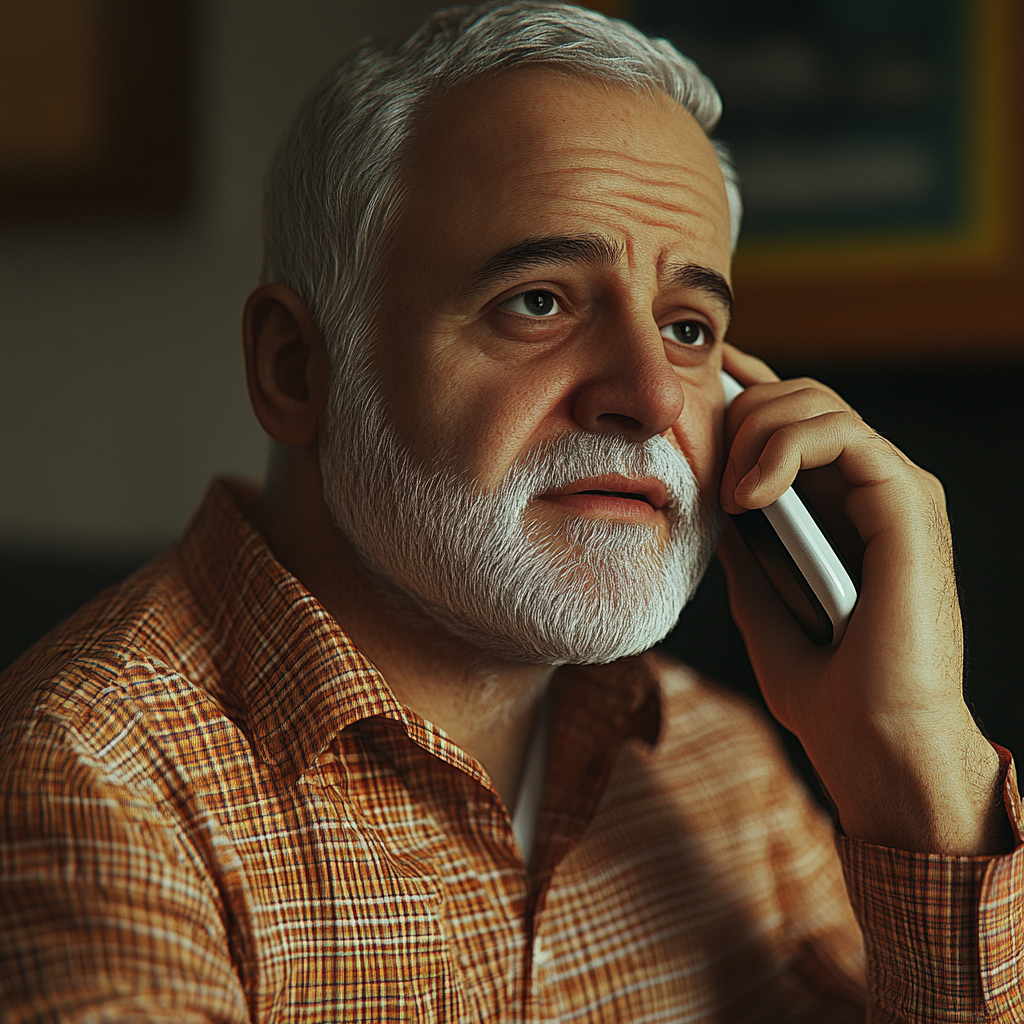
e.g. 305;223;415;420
404;535;704;667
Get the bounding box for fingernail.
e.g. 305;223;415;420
735;464;761;503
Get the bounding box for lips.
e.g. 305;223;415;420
578;489;653;505
539;475;669;510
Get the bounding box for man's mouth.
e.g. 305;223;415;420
576;489;654;506
536;475;669;523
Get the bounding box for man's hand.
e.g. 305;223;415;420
716;343;1011;855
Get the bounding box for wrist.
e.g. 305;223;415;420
812;716;1010;855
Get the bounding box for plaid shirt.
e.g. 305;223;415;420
1;480;1021;1023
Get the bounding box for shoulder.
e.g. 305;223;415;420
0;549;222;772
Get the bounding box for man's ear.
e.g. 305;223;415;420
243;283;329;446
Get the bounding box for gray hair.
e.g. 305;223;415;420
260;0;741;374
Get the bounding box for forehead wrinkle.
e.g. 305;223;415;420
599;189;718;217
529;147;726;189
525;167;728;224
531;171;718;212
541;145;724;178
531;163;723;197
534;192;715;235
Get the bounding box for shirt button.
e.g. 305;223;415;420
533;939;552;967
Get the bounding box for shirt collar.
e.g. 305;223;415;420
178;480;416;785
178;479;663;787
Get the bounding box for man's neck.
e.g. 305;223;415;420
246;447;554;813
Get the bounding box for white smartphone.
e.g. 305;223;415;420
720;371;858;646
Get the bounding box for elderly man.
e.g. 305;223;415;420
1;3;1020;1021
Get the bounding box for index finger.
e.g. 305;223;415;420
722;342;781;388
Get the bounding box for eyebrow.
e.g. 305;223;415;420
662;262;734;323
464;233;623;295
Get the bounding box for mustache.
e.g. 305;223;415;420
492;430;699;519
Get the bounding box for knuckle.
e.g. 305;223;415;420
762;424;803;466
790;378;845;406
923;471;946;504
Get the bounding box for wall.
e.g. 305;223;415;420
0;0;441;554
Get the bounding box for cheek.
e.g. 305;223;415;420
669;394;726;501
443;368;569;485
430;340;592;487
387;344;565;487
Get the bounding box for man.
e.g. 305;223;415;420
1;3;1020;1021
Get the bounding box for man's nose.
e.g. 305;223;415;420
571;318;684;443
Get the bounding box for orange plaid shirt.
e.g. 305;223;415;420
1;480;1021;1023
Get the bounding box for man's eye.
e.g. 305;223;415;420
660;320;709;347
500;290;561;317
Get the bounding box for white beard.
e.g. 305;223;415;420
320;357;720;666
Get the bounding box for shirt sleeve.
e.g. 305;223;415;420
0;708;250;1024
837;746;1024;1023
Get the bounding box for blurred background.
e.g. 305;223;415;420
1;1;1021;779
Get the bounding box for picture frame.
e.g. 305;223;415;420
0;0;193;222
596;0;1023;360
